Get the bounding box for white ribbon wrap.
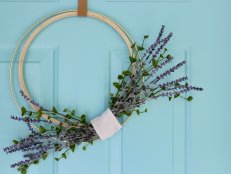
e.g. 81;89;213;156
90;108;122;141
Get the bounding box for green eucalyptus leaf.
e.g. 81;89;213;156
33;160;39;165
21;107;27;116
65;114;72;119
143;71;149;76
129;56;137;63
70;144;76;152
55;158;59;161
42;153;48;160
167;54;172;59
137;46;144;51
113;82;121;90
39;126;46;134
136;110;140;115
131;42;136;49
82;146;87;151
122;70;132;76
174;94;180;98
118;75;124;80
36;110;42;119
52;106;58;113
187;96;193;102
62;153;67;159
144;35;149;39
13;140;19;144
55;126;62;134
80;115;86;124
21;169;26;174
152;59;158;68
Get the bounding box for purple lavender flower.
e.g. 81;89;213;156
150;32;173;61
158;76;188;87
20;90;43;109
143;25;165;59
151;60;187;84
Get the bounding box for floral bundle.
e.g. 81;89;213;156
3;26;203;174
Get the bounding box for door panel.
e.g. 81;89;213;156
0;46;55;174
0;1;231;174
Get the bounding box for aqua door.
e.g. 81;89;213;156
1;0;231;174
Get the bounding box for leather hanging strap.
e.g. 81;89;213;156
78;0;88;16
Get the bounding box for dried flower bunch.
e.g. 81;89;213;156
4;26;203;174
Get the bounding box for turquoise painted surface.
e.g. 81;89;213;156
0;0;231;174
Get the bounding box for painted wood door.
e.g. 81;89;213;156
0;0;231;174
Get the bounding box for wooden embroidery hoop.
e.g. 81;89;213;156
10;1;136;127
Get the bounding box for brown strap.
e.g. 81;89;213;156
78;0;88;16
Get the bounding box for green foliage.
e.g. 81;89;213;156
131;42;136;49
122;70;132;76
129;56;137;63
80;115;86;124
152;59;158;68
113;82;121;90
118;110;132;117
118;75;124;80
39;126;46;134
52;106;58;114
136;110;140;115
166;54;172;59
33;161;39;165
137;46;144;51
174;94;180;98
143;71;149;76
36;110;42;119
65;114;72;119
21;107;27;116
70;144;76;152
42;153;48;160
55;126;62;134
144;35;149;39
82;146;87;151
21;169;26;174
62;153;67;159
18;165;28;174
90;140;94;145
13;140;19;145
187;96;193;101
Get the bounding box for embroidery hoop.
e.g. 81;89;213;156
10;10;137;127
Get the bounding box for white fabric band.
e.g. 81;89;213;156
90;108;122;141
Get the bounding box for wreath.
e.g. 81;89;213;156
3;7;203;174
